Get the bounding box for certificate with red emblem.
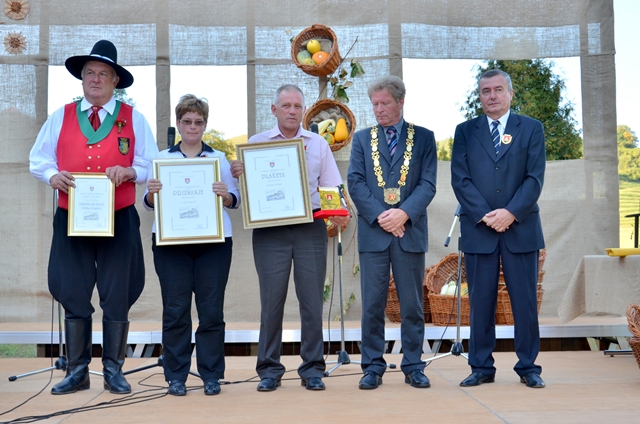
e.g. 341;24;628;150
153;158;224;245
235;139;312;229
68;173;115;236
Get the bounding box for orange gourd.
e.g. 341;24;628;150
312;51;329;65
334;118;348;142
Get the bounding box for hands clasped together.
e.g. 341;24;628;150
482;208;515;233
377;208;409;238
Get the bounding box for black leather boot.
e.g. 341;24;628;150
51;318;92;395
102;320;131;394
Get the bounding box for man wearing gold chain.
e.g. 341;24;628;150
348;75;437;390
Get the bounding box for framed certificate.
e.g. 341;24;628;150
153;158;224;246
236;138;312;229
68;173;115;237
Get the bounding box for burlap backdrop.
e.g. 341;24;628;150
0;0;617;324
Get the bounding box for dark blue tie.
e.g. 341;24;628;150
491;120;500;155
386;126;398;156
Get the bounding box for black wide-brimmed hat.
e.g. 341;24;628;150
65;40;134;89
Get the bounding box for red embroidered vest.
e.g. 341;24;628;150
57;102;136;210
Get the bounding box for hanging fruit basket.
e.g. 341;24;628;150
291;24;341;77
303;98;356;152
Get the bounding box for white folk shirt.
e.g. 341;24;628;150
29;96;158;186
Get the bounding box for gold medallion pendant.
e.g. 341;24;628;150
370;123;415;206
384;188;401;205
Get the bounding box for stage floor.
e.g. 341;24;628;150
2;351;640;423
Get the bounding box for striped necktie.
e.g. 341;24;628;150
386;126;398;156
491;120;500;155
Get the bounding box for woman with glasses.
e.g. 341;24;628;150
143;94;240;396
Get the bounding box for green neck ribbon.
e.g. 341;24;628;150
77;100;122;145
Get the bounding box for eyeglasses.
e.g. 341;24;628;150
180;119;206;127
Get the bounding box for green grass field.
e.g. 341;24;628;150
0;344;37;358
619;180;640;248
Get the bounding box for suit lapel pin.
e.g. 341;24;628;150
502;134;512;144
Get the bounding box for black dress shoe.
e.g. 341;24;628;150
405;370;431;388
168;381;187;396
257;378;281;392
359;372;382;390
460;372;495;387
520;372;545;388
51;372;90;395
204;380;221;395
301;376;326;390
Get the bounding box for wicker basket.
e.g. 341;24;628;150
496;289;544;325
291;24;341;77
627;304;640;339
495;249;546;324
538;248;547;270
629;337;640;370
498;270;545;289
303;98;356;152
426;253;470;326
386;267;433;323
498;248;546;283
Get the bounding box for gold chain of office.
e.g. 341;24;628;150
370;123;414;205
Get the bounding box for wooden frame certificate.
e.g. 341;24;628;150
153;158;224;246
236;138;312;229
68;173;115;237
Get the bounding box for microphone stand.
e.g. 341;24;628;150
325;188;396;375
123;353;199;378
167;127;176;149
9;302;67;382
324;226;360;375
10;190;101;381
124;130;198;379
424;205;468;364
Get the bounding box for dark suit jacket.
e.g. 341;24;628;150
347;122;437;253
451;112;545;254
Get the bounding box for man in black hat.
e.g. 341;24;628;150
29;40;158;395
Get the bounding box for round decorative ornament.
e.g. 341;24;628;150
4;0;29;20
4;32;26;54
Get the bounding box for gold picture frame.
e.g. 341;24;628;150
68;173;115;237
236;138;312;229
153;158;224;245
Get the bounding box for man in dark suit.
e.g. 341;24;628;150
451;69;546;389
348;75;437;390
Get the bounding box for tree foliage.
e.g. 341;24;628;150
175;128;236;161
73;88;135;107
618;125;640;181
461;60;583;161
437;137;454;161
203;129;236;161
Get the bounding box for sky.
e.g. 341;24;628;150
48;0;639;142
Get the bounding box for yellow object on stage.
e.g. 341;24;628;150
605;248;640;257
